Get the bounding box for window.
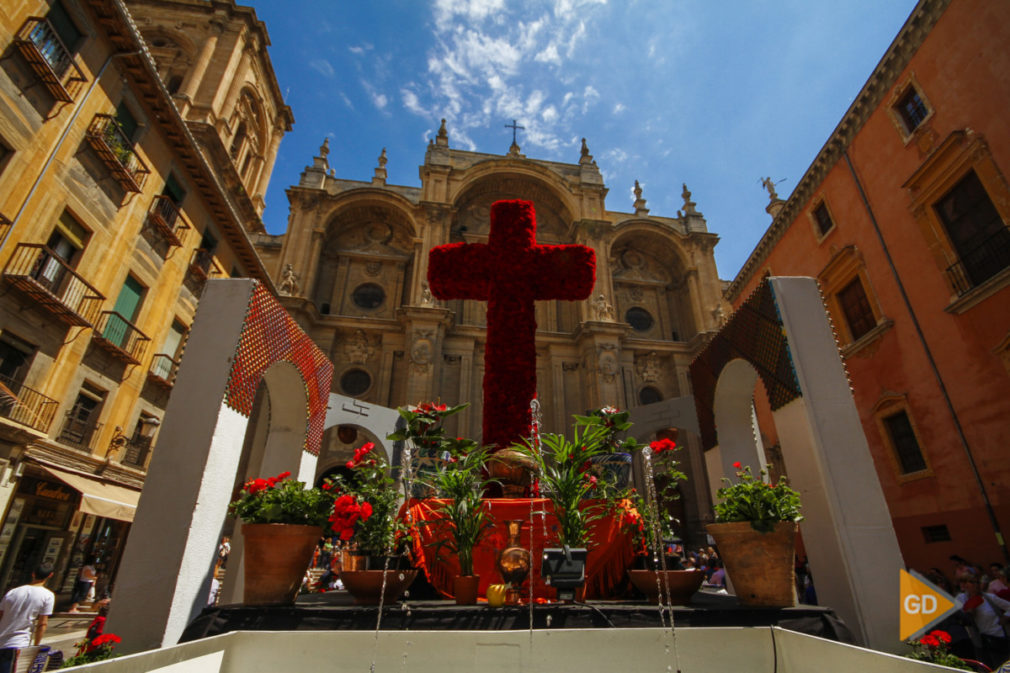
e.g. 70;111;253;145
934;170;1010;291
0;333;36;387
625;307;654;332
0;136;12;176
34;211;88;291
812;202;835;238
230;123;246;160
33;0;83;76
883;410;927;474
340;369;371;396
59;383;106;451
352;283;385;310
123;413;159;467
837;277;876;341
921;525;951;544
151;319;187;380
103;275;145;348
894;87;929;135
639;386;663;405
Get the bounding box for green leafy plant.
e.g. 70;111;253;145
326;443;409;557
387;402;469;457
904;630;971;670
573;406;639;454
421;448;495;576
713;463;803;533
515;422;613;549
228;471;333;526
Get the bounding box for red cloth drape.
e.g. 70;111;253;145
402;498;639;601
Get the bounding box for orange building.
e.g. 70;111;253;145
726;0;1010;574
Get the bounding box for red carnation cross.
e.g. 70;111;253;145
428;200;596;451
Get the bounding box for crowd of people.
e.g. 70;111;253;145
921;555;1010;670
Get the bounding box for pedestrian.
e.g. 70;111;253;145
69;554;98;613
0;561;55;673
956;572;1010;668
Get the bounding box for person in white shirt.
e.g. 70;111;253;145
957;573;1010;668
0;562;55;673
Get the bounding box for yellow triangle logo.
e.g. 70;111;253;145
900;569;958;641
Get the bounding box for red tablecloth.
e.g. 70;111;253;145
402;498;639;600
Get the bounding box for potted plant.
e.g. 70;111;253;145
625;438;703;605
706;462;803;607
515;420;613;600
228;471;333;605
904;630;972;670
421;448;494;604
326;442;417;604
387;402;469;498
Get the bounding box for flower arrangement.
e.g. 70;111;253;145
904;630;971;670
515;421;613;549
325;442;409;557
420;447;494;576
573;406;638;454
63;632;122;667
228;471;333;527
713;463;803;533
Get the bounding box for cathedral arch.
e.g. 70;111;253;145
610;227;697;341
311;198;417;319
139;29;196;93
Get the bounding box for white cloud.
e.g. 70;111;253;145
340;92;354;110
542;105;558;122
433;0;506;29
535;43;560;65
613;103;626;114
309;59;335;79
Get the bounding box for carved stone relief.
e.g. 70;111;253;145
635;351;662;384
344;329;375;364
597;344;619;383
410;329;434;374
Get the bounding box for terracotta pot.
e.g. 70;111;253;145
340;569;418;605
628;569;704;605
242;523;322;605
706;521;797;607
453;575;480;605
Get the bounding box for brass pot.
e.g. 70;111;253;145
487;449;537;497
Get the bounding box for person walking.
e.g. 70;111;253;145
69;555;97;613
957;572;1010;668
0;561;55;673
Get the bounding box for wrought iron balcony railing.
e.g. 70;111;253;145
121;435;152;468
945;226;1010;296
84;114;150;193
13;17;87;103
2;243;104;327
0;373;59;434
57;412;103;453
91;311;150;365
0;213;11;241
147;353;180;388
146;196;190;248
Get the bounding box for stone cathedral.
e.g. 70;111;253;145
255;122;726;528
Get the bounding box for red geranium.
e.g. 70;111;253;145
732;461;742;469
929;630;951;644
649;438;678;454
329;494;372;541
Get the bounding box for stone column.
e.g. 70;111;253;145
253;127;285;211
177;25;220;112
217;44;253;120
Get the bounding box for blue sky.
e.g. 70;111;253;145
246;0;918;280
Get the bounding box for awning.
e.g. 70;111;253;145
41;466;140;522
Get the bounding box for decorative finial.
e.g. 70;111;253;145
634;180;643;201
373;147;388;184
581;138;589;157
378;147;387;168
633;180;648;215
320;138;330;158
435;118;449;146
505;119;524;155
681;183;697;216
681;183;691;202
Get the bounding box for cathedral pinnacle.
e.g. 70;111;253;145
633;179;649;215
373;148;388;184
309;137;330;173
436;118;449;147
579;137;597;166
681;182;698;215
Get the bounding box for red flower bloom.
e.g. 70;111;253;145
732;461;742;469
929;630;952;644
92;633;121;647
649;438;677;453
920;635;939;648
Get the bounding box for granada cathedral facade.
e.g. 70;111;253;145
253;124;728;533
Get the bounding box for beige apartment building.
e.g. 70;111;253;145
0;0;289;601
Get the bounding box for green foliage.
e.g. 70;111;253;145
421;449;495;576
514;422;613;549
629;443;687;551
387;402;469;456
573;406;639;454
228;472;333;527
904;631;971;670
713;465;803;533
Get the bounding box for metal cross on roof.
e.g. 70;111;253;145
505;119;524;146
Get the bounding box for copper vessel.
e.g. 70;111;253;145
487;449;537;497
496;519;531;589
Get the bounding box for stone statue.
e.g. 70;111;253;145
761;176;779;201
593;293;615;321
378;147;387;168
278;263;299;296
420;281;435;306
633;180;643;201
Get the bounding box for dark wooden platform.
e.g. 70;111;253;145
180;588;854;644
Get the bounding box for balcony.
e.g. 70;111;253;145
146;196;190;248
13;17;87;104
84;114;150;193
945;227;1010;296
121;435;152;468
91;311;150;365
0;213;11;241
2;243;104;327
147;353;179;388
57;412;103;452
0;373;59;434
